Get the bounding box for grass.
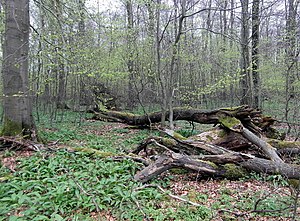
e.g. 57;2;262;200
0;110;298;220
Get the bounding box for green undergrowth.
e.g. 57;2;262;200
0;149;211;220
0;110;298;220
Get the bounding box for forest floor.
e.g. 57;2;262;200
0;111;299;220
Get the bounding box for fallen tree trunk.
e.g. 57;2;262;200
93;105;261;128
190;127;300;156
134;151;244;183
134;137;300;183
93;105;299;183
134;151;300;183
241;127;283;163
240;158;300;179
218;116;283;163
270;140;300;148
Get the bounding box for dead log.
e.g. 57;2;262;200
93;105;299;182
239;158;300;179
92;105;285;140
0;136;42;151
134;151;223;183
219;116;283;163
134;137;300;183
190;127;300;155
93;105;261;127
189;127;252;152
241;127;283;162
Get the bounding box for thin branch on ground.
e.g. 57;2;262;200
0;136;42;151
62;168;101;213
135;184;202;207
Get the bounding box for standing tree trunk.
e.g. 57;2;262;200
252;0;260;109
239;0;252;106
155;0;167;127
78;0;87;106
168;0;186;129
126;0;136;110
284;0;298;129
53;0;66;109
1;0;37;139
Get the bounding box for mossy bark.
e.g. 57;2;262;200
1;1;37;141
93;105;261;127
268;139;300;149
1;118;23;136
1;116;37;140
222;163;248;179
73;147;115;157
133;127;300;182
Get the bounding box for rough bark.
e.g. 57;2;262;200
126;0;136;110
252;0;261;108
1;0;37;139
134;133;300;183
93;105;300;182
93;105;262;128
240;0;252;105
134;151;223;183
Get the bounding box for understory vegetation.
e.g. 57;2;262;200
0;110;299;221
0;0;299;220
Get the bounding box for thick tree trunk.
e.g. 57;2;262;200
93;105;262;127
1;0;37;139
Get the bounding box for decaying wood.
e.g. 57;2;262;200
241;127;283;163
134;134;300;183
93;105;262;128
134;151;221;183
189;127;251;150
218;116;283;163
93;105;299;183
0;136;42;151
240;158;300;179
270;139;300;148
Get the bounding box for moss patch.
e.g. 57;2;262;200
217;129;228;138
172;131;187;140
110;111;136;118
223;163;248;179
1;118;23;136
73;147;115;157
268;139;300;149
205;135;214;142
197;160;218;169
220;106;244;112
219;116;241;131
162;137;177;146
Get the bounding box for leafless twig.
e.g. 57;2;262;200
135;184;202;207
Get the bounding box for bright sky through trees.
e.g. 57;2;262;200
86;0;121;12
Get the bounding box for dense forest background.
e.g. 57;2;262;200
0;1;300;220
0;0;299;133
